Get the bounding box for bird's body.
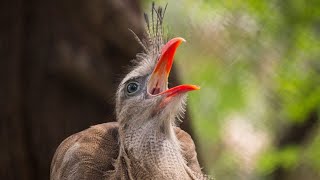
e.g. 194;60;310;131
51;4;208;180
50;122;203;179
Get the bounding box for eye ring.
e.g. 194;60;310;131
126;82;140;95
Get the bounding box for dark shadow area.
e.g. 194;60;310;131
0;0;198;179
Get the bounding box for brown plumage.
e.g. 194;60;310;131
50;123;203;179
50;4;209;180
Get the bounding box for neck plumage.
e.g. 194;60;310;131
116;118;191;179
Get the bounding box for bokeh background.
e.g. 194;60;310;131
143;0;320;179
1;0;319;179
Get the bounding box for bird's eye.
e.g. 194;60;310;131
126;82;140;95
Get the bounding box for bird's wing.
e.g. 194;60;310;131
175;127;203;174
50;122;119;180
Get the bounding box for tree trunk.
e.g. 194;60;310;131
0;0;198;179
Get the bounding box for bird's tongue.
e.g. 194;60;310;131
147;37;199;97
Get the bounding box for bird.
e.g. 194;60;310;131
50;4;209;180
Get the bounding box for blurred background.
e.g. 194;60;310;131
1;0;319;180
142;0;320;179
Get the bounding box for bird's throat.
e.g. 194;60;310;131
118;120;189;179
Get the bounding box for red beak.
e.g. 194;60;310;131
147;37;200;98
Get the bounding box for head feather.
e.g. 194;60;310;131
130;3;168;62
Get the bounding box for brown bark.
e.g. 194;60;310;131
0;0;198;179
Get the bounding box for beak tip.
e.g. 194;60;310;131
178;37;186;43
172;37;186;44
191;85;200;91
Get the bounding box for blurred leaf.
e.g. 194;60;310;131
257;146;300;175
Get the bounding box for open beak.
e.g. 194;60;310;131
147;37;200;100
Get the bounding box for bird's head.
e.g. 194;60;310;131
116;37;199;134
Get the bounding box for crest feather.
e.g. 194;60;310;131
130;3;168;56
129;3;169;70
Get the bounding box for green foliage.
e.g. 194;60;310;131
143;0;320;179
258;146;300;175
307;131;320;169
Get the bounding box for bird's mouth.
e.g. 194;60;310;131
147;37;199;100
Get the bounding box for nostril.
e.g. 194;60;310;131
151;88;160;95
150;81;161;95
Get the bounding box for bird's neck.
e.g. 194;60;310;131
117;119;190;179
121;118;179;151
